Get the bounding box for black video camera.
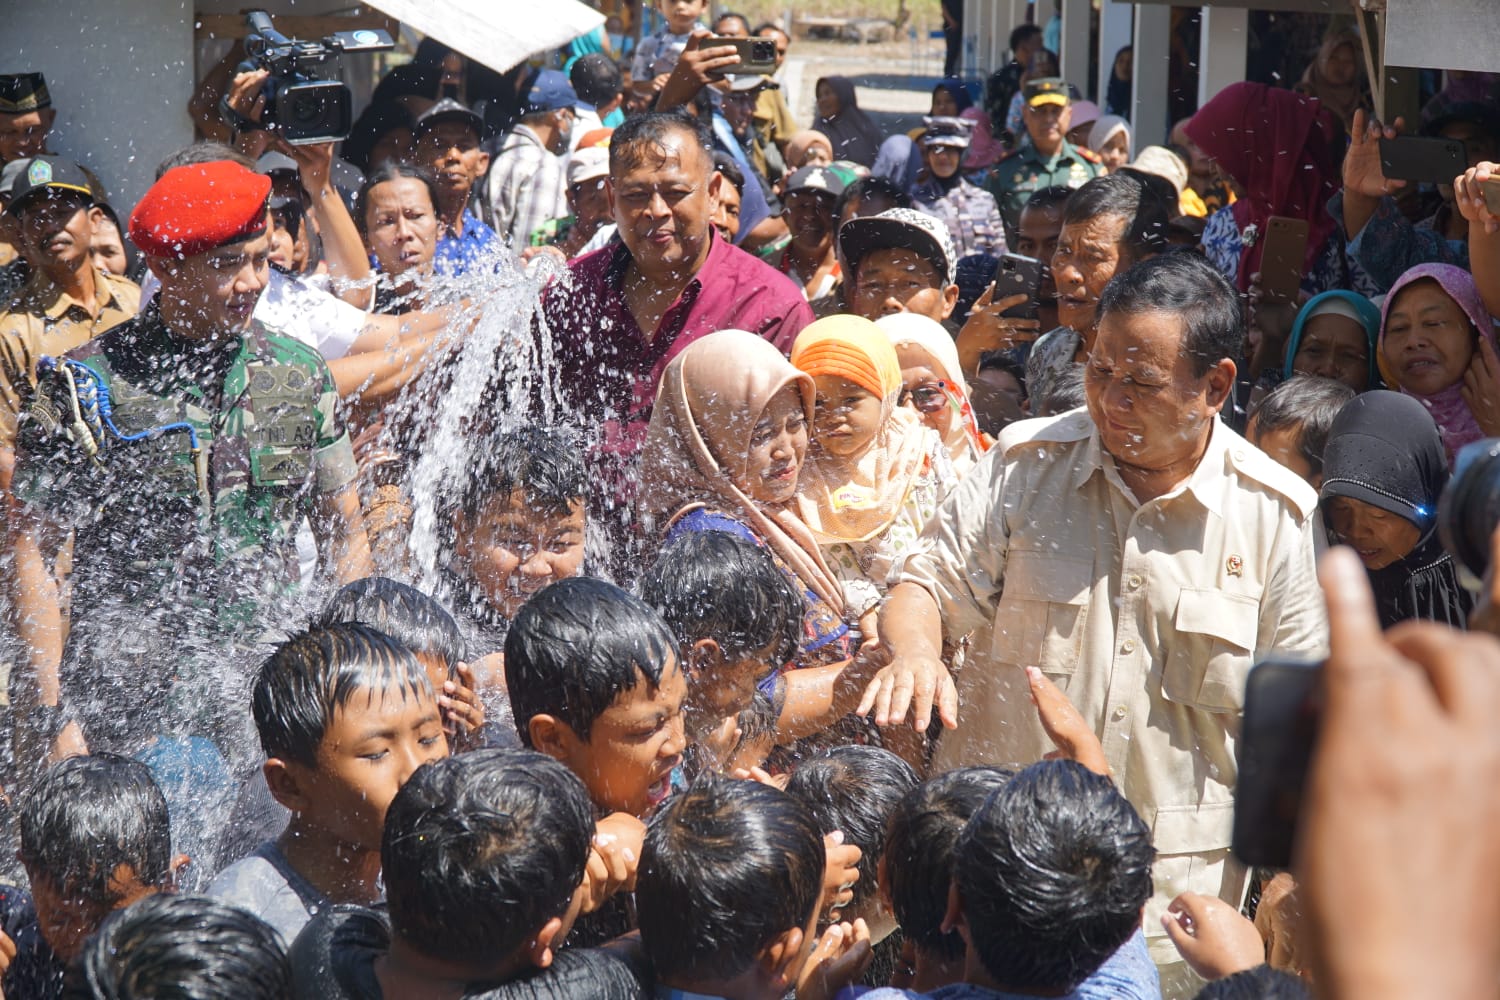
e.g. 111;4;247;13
232;9;393;145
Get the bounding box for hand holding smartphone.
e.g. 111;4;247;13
702;36;779;77
992;253;1043;320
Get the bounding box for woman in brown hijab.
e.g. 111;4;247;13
1296;31;1370;132
640;329;851;666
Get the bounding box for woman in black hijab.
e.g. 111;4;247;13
1319;391;1474;629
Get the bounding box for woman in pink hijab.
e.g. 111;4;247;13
1380;263;1500;465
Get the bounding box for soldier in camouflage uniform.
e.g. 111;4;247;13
8;160;370;764
987;78;1103;244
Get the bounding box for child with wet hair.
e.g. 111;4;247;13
66;894;290;1000
879;766;1015;992
505;576;686;946
444;425;590;653
637;775;872;1000
4;754;178;1000
289;750;649;1000
785;745;919;950
321;576;491;747
206;622;449;945
639;530;803;773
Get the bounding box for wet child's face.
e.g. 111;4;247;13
811;374;885;458
454;491;587;621
296;684;449;851
687;637;782;732
547;656;688;818
27;870;157;963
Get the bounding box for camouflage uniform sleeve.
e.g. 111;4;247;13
309;355;357;494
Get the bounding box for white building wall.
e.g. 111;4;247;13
8;0;197;212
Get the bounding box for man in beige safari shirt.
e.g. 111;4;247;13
867;252;1326;992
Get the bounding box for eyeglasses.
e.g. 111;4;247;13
899;380;959;414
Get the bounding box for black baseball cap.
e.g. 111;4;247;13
5;156;97;215
414;98;485;138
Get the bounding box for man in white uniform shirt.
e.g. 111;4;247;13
868;251;1326;994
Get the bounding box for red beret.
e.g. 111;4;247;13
129;161;272;260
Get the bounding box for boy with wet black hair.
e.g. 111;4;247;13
207;622;448;945
65;894;290;1000
637;775;871;1000
506;577;685;819
879;766;1014;992
320;576;488;744
505;576;686;946
446;425;590;651
288;750;649;1000
639;530;802;770
3;754;178;1000
864;760;1160;1000
785;745;919;948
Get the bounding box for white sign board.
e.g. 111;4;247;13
1386;0;1500;73
361;0;605;74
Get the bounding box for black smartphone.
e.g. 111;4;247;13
703;36;779;77
1379;135;1468;185
1232;658;1322;869
1257;216;1309;304
993;253;1043;320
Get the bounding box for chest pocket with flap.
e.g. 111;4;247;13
990;552;1093;678
1163;588;1259;713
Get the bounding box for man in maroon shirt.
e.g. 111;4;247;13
540;111;812;570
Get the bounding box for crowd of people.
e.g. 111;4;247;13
4;1;1500;998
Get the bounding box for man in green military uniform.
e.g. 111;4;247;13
8;159;371;764
987;77;1103;244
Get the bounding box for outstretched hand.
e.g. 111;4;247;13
1298;547;1500;998
1162;891;1265;981
1027;666;1109;776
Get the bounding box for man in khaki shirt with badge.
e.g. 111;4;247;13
866;252;1325;994
0;156;138;494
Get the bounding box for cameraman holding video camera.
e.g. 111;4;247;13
203;62;462;416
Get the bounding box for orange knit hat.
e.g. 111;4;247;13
790;315;903;399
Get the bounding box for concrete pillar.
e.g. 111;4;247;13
1197;5;1248;109
1059;0;1091;93
1131;2;1171;146
8;0;195;211
1096;0;1133;111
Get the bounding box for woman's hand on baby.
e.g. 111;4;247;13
578;812;647;913
796;919;873;1000
1455;162;1500;235
1462;336;1500;436
1026;666;1110;777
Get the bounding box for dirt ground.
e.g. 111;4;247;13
780;34;959;138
